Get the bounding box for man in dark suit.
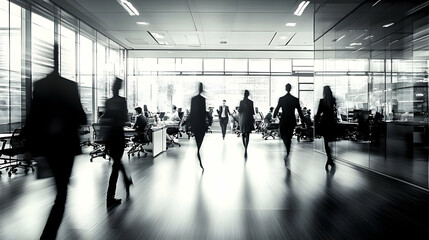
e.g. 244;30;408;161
273;83;306;157
218;100;231;140
25;50;87;239
190;82;207;170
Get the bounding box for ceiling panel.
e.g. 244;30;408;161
92;12;196;31
203;32;275;45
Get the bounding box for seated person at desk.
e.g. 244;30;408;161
264;107;274;124
132;107;148;132
164;105;181;122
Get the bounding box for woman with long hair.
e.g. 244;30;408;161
238;90;255;158
315;85;337;171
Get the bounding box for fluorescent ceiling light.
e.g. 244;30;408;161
383;23;394;28
136;22;149;25
345;46;355;49
117;0;139;16
372;0;381;7
152;33;164;39
294;1;310;16
335;35;346;42
285;23;296;27
350;42;362;46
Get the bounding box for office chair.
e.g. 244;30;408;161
128;126;152;158
89;123;110;162
0;128;34;177
79;125;92;147
261;121;279;140
166;118;182;147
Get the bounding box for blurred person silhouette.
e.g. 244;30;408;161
218;100;231;140
238;90;255;158
24;43;87;240
274;83;306;157
315;85;337;171
190;82;207;170
102;77;133;207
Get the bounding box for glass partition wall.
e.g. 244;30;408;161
314;1;429;188
0;0;126;132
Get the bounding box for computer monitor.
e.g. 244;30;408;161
159;112;165;120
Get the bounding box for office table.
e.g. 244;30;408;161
124;126;167;157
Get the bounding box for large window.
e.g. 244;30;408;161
127;58;314;117
0;0;126;132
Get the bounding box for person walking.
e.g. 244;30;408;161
273;83;306;157
190;82;207;170
315;85;337;171
218;100;231;140
103;77;133;207
238;90;255;158
24;44;87;240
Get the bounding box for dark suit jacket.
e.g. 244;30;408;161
25;71;87;157
190;94;207;134
133;114;148;132
238;98;255;132
218;106;231;119
274;93;306;129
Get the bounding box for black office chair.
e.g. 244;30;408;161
89;123;110;162
0;128;34;177
128;126;152;158
79;125;92;147
167;119;182;147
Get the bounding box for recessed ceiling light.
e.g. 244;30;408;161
383;23;394;28
285;23;296;27
117;0;139;16
372;0;381;7
335;35;345;42
136;22;149;25
152;33;164;39
294;1;310;16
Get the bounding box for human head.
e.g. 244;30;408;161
323;85;333;100
269;107;274;112
198;82;204;94
222;100;226;106
286;83;292;93
172;105;177;112
135;107;142;114
244;90;250;98
112;77;123;96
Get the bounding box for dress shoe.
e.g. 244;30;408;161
106;198;122;207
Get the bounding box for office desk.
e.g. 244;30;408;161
124;126;167;157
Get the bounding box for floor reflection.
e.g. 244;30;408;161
1;133;429;239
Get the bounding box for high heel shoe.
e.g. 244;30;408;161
125;177;133;198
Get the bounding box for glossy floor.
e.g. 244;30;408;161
1;133;429;239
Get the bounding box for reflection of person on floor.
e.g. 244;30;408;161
190;82;207;170
218;100;231;140
24;44;87;239
238;90;255;158
315;85;337;171
274;83;306;157
102;77;133;207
